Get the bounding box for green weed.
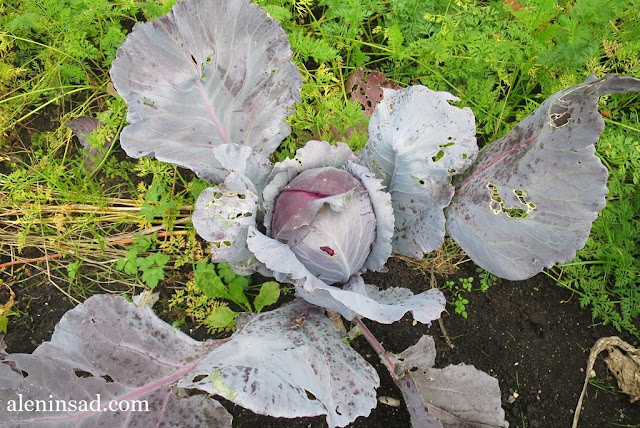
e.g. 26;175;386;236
553;123;640;337
115;235;170;290
169;261;280;333
476;267;498;292
0;0;174;137
443;276;475;319
587;377;619;399
443;270;498;319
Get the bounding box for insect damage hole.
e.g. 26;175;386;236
192;374;207;383
549;104;571;128
229;212;252;220
213;241;232;248
74;369;94;379
412;176;427;186
431;141;455;163
487;183;536;219
320;246;337;258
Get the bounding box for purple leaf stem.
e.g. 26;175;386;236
352;316;398;381
352;317;443;427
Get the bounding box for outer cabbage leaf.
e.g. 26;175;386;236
213;144;273;197
178;299;379;428
193;144;273;275
347;68;400;116
0;295;231;427
393;336;508;428
341;276;446;324
246;227;446;324
192;174;259;269
360;85;477;258
110;0;301;182
445;74;640;280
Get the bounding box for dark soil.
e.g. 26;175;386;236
2;257;639;428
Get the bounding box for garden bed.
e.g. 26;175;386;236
3;257;638;427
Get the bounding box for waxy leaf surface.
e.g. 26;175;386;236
446;74;640;280
247;227;445;323
394;336;508;428
178;299;379;428
192;144;274;275
192;178;259;267
361;86;477;258
0;295;231;427
110;0;301;182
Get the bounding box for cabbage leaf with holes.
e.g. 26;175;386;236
0;295;231;427
392;336;508;428
110;0;301;182
0;295;381;428
178;298;380;427
360;85;477;258
445;75;640;280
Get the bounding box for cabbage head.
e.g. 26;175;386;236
270;167;377;285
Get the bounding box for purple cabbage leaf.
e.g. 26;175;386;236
178;298;380;428
0;294;232;427
392;336;508;428
445;74;640;280
109;0;301;182
360;85;478;258
211;143;273;197
0;295;385;428
191;144;273;275
192;177;262;275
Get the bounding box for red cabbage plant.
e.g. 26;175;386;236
2;0;639;426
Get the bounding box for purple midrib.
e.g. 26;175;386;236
455;134;538;191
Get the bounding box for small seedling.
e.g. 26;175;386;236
115;235;169;289
444;277;476;319
139;177;179;224
454;297;469;319
476;267;498;292
460;276;474;292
